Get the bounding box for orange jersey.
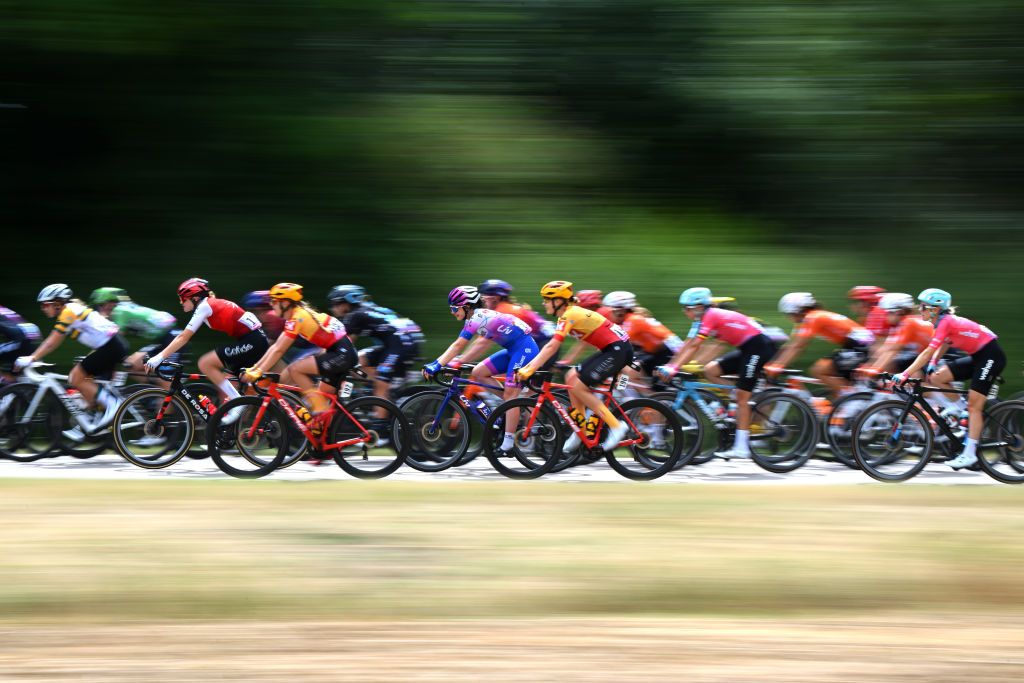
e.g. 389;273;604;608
553;306;628;349
621;313;679;354
283;307;347;349
885;316;933;351
794;309;874;346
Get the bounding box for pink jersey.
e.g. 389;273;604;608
927;314;997;355
689;307;761;347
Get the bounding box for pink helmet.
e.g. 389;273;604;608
177;278;210;302
576;290;603;310
448;285;480;308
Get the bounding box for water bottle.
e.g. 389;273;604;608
296;406;313;424
727;402;737;418
199;395;217;414
475;400;492;418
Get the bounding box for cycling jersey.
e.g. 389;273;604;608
623;313;682;354
553;306;628;350
863;305;893;339
185;298;262;339
53;302;119;349
344;306;403;346
688;307;760;348
110;301;177;342
283;307;348;349
0;306;41;345
793;310;874;347
885;317;933;351
459;309;532;348
495;301;554;344
928;314;997;355
369;303;425;345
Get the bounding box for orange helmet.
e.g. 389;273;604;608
540;280;573;299
269;282;304;302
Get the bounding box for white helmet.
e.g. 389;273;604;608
602;291;637;309
878;292;915;311
778;292;816;314
38;283;73;303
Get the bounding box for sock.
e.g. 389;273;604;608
596;405;620;430
962;437;978;457
735;429;750;451
219;379;240;400
502;432;515;449
96;388;112;409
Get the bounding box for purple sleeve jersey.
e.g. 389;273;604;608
458;309;532;348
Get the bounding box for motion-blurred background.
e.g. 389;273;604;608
3;0;1022;381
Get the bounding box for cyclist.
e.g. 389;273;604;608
0;305;40;383
848;285;890;351
243;283;357;422
655;287;777;459
601;291;682;391
893;288;1006;470
422;285;538;453
327;284;421;403
515;281;633;452
858;293;933;377
144;278;267;409
766;292;875;398
90;287;180;384
480;279;557;369
241;290;318;368
15;284;128;429
558;289;608;368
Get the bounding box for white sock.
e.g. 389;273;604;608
502;432;516;449
735;429;750;451
962;437;978;457
219;379;240;400
96;389;112;409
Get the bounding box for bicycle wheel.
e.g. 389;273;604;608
330;396;410;479
235;389;310;469
824;391;875;469
399;390;470;472
748;393;819;473
207;396;288;478
483;398;563;479
851;400;933;482
652;390;722;466
604;398;685;480
111;388;195;469
0;384;61;461
976;400;1024;484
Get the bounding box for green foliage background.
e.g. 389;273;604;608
2;1;1022;385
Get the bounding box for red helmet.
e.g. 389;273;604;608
576;290;603;310
847;285;885;303
177;277;210;302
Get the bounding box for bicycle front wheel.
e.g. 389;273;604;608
977;400;1024;484
399;390;471;472
824;391;874;469
112;388;195;469
748;393;819;473
852;400;933;482
207;396;288;478
0;384;60;461
330;396;410;479
483;398;563;479
604;398;686;480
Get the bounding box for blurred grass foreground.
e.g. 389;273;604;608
1;479;1022;622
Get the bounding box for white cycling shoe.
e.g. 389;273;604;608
91;400;122;431
601;422;629;452
714;447;751;460
219;405;246;426
947;451;978;471
562;432;582;454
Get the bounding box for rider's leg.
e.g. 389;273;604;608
199;350;239;401
68;365;100;408
811;358;846;398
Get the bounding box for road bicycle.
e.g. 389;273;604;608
207;370;411;479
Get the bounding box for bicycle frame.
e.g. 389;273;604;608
430;369;506;430
525;375;643;451
668;377;738;430
18;364;136;431
247;378;373;453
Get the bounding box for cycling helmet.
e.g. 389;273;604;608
848;285;886;303
89;287;129;306
778;292;817;314
540;280;573;299
448;285;480;308
679;287;713;307
269;282;304;302
177;278;210;302
878;292;915;311
241;290;272;309
917;288;952;310
479;279;513;297
37;283;73;303
576;290;603;310
602;291;637;310
327;284;367;305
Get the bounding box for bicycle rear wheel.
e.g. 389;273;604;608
852;400;933;482
207;396;288;478
483;398;563;479
977;400;1024;484
824;391;874;469
748;393;818;473
111;388;194;468
604;398;685;480
330;396;410;479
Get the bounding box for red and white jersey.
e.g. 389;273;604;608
185;298;261;339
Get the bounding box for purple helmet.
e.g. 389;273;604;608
479;279;513;297
448;285;481;308
241;290;271;309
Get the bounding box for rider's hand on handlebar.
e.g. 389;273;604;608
13;356;34;371
653;364;678;382
515;365;536;383
421;360;442;381
764;364;784;379
889;372;908;388
242;367;263;383
143;354;164;374
855;365;881;381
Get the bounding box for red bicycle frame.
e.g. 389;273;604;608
525;376;644;451
246;379;373;453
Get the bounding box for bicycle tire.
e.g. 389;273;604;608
207;396;287;478
330;396;409;479
604;398;686;480
483;398;563;479
748;393;819;473
824;391;875;469
0;383;61;461
976;400;1024;484
111;387;195;469
851;399;933;482
399;390;470;472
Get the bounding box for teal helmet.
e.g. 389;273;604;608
90;287;130;306
917;288;952;310
679;287;712;307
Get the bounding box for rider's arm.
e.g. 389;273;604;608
151;327;194;363
26;329;65;361
455;336;492;364
435;336;470;366
520;336;562;375
558;339;586;366
664;335;703;372
766;336;809;371
865;340;898;374
898;346;937;378
249;333;295;375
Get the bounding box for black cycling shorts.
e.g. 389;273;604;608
830;339;870;381
216;329;269;374
947;340;1006;396
80;335;130;378
578;341;633;388
714;334;777;392
362;339;420;383
635;345;674;377
316;336;359;387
